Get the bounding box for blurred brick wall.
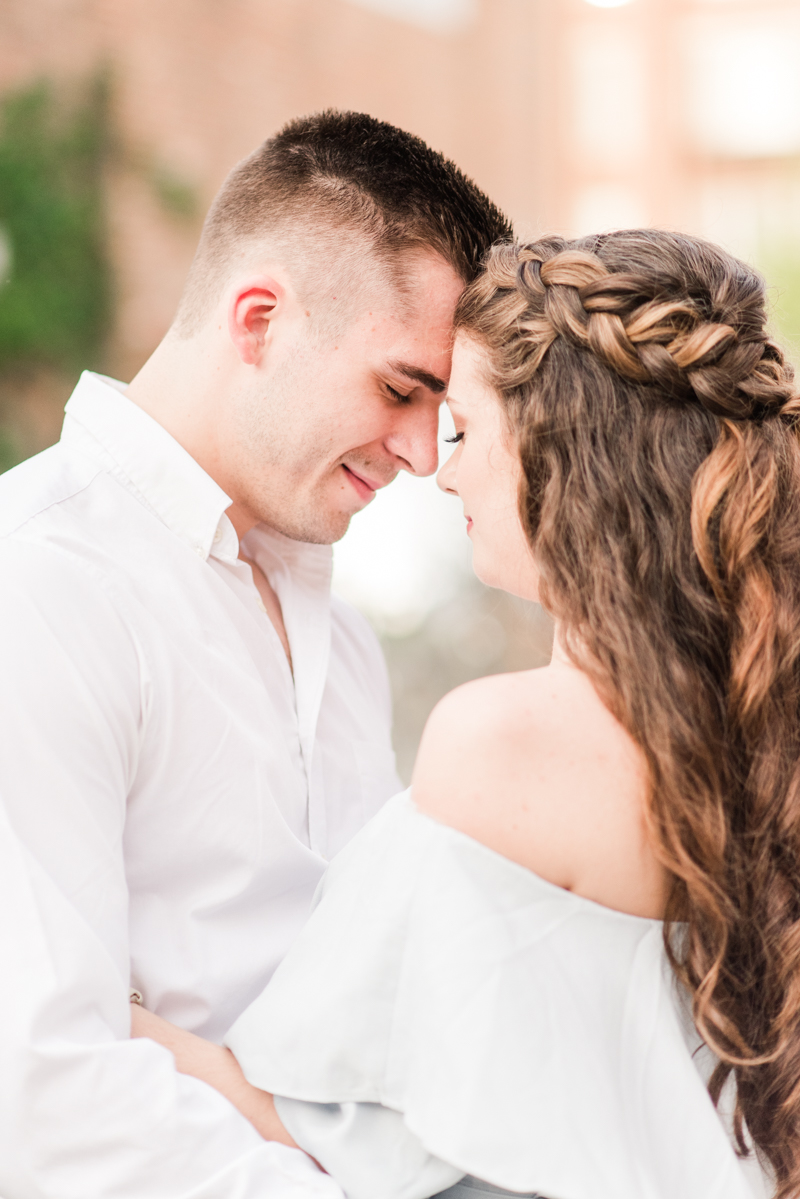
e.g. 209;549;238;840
0;0;548;380
4;0;796;383
5;0;798;775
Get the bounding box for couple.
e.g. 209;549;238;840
0;110;789;1199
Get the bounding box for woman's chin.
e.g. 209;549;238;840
471;551;539;603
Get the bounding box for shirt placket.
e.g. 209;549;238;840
268;554;332;859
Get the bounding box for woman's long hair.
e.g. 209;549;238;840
455;230;800;1194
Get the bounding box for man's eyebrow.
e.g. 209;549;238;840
387;359;447;394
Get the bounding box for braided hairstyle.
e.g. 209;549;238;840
455;230;800;1193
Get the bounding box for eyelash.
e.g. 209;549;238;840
386;384;411;403
445;432;464;444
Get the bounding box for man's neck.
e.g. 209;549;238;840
127;333;260;540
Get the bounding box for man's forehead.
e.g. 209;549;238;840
349;304;455;388
382;250;464;330
346;264;460;385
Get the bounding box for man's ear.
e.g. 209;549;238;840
228;277;284;365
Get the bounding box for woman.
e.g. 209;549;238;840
134;230;800;1199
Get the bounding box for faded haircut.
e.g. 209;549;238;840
174;110;512;337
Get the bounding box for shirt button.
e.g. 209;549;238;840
213;527;222;545
257;598;267;614
194;545;204;557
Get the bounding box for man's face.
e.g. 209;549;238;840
228;253;464;544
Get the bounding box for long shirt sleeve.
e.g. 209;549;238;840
0;538;344;1198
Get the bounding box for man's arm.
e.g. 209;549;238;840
0;540;342;1199
129;1006;298;1150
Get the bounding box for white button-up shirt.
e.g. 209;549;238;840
0;371;401;1198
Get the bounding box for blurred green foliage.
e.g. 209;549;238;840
0;74;112;375
760;250;800;368
0;425;20;473
151;166;198;220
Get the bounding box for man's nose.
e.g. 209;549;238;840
386;401;442;477
437;452;457;495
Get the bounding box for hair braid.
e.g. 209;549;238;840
512;244;800;426
455;229;800;1195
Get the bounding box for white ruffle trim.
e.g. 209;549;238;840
227;792;765;1199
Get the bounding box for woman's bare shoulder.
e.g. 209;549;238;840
411;665;667;917
412;665;596;831
412;667;563;787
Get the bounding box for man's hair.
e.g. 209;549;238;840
175;110;512;335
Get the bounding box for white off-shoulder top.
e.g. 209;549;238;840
225;791;768;1199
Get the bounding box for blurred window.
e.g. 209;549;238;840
685;9;800;157
571;22;647;167
573;183;647;236
346;0;476;32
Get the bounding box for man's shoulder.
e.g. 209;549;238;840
0;440;103;538
0;444;131;619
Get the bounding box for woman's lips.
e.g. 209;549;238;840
466;516;473;533
342;464;380;501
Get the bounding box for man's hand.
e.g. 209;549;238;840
130;1005;301;1151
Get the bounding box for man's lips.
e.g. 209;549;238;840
342;464;390;501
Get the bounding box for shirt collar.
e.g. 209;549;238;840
242;524;333;598
61;371;234;561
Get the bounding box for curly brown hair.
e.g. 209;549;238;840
455;230;800;1194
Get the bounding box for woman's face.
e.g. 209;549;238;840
438;335;540;601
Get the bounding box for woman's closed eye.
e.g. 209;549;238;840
445;432;464;444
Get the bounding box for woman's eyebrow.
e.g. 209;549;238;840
387;359;447;394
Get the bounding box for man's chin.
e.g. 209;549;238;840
257;508;354;547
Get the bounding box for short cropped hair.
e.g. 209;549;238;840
175;110;512;335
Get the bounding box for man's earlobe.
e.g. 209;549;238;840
228;278;284;366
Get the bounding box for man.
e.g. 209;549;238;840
0;111;511;1197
